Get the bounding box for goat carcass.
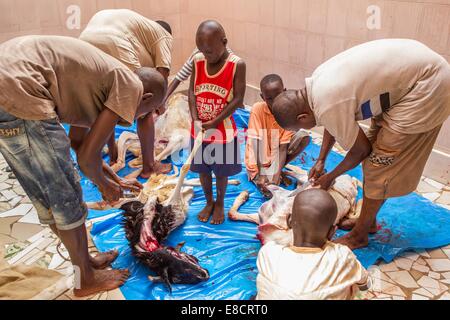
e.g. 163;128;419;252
229;166;362;246
121;133;210;292
111;93;191;174
86;164;241;211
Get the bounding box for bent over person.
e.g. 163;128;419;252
272;39;450;250
0;36;166;296
80;9;174;177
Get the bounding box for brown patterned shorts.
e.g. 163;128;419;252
363;119;442;200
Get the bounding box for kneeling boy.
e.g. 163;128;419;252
245;74;310;198
256;189;368;300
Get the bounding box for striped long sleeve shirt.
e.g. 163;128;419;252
175;47;234;82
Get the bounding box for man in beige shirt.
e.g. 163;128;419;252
80;9;174;177
0;35;166;297
272;39;450;250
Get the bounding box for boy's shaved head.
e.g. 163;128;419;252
135;67;167;118
291;189;338;247
156;20;172;35
196;20;228;64
272;89;316;131
196;20;226;39
135;67;166;97
272;90;304;125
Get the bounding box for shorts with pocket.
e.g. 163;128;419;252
0;107;87;230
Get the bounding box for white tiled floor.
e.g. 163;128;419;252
1;140;449;300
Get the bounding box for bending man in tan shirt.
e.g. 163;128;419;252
80;9;174;177
272;39;450;250
0;36;166;297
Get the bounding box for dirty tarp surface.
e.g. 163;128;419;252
75;109;450;300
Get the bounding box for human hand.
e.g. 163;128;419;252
118;177;143;193
202;120;218;131
98;179;123;203
309;160;325;180
312;173;335;190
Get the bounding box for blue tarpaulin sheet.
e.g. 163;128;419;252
75;108;450;300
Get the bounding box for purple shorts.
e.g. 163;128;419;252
190;137;242;177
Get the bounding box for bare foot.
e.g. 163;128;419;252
73;269;129;298
211;202;225;225
140;162;172;178
89;250;119;270
334;231;369;250
198;202;215;223
338;219;378;234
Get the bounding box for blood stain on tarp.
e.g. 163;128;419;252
374;221;401;243
299;152;307;164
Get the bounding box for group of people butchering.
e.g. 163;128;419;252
0;9;448;299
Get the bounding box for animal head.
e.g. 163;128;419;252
138;246;210;293
121;196;209;293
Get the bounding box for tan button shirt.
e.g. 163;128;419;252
0;36;143;127
80;9;173;72
305;39;450;150
256;241;368;300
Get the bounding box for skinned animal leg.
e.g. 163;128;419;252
129;156;143;168
229;212;260;224
167;133;203;205
155;139;183;162
228;191;259;224
111;132;140;172
86;198;138;211
125;169;142;180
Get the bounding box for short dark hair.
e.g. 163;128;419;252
156;20;172;35
260;74;283;89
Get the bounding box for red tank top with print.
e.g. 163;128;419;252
191;53;239;144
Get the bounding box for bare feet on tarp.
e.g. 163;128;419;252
338;218;378;234
198;202;215;223
334;231;369;250
73;269;129;298
210;202;225;225
89;250;119;270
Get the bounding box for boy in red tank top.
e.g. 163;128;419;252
189;20;247;225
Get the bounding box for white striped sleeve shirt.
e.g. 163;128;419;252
175;47;234;82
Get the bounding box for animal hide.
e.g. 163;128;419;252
111;93;191;174
120;133;209;292
229;166;362;246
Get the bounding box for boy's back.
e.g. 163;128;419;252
256;241;367;300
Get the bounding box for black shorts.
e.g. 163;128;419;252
190;137;242;177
